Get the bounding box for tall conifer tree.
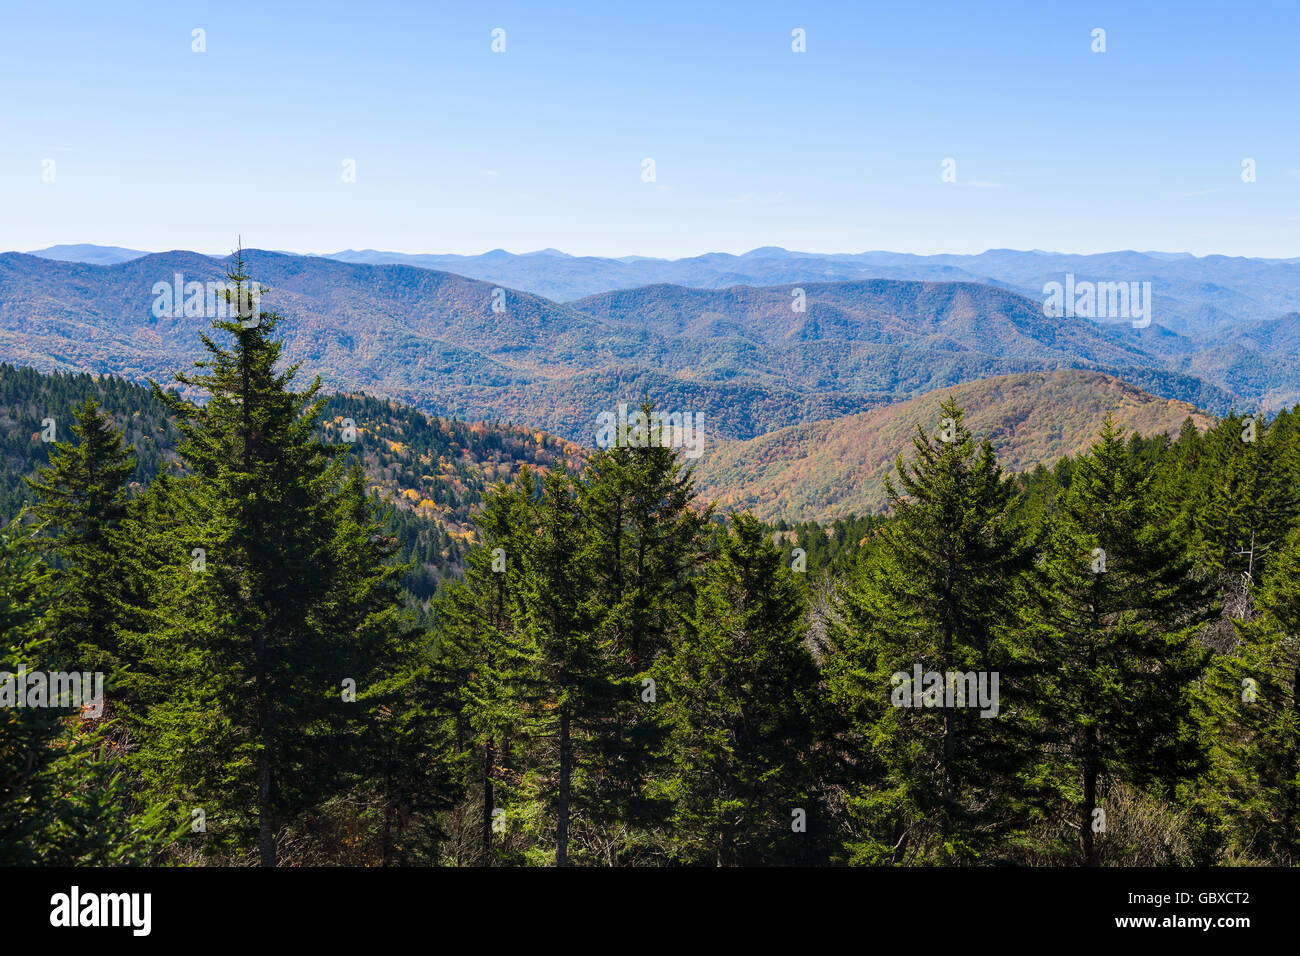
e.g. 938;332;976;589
511;467;598;866
0;520;168;864
658;513;823;865
576;402;711;861
26;399;136;678
1022;419;1212;864
1196;526;1300;863
825;400;1032;863
437;470;537;864
133;252;422;865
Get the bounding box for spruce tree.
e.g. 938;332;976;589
321;468;458;865
132;252;423;865
824;399;1032;863
1196;526;1300;863
1022;418;1212;864
1182;412;1297;630
437;470;537;864
0;519;168;864
25;398;137;678
510;466;599;866
657;513;823;865
576;402;711;861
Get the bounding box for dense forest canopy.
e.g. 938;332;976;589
4;264;1300;867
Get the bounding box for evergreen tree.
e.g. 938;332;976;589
437;470;537;864
322;467;459;865
1181;412;1297;630
657;513;823;865
132;253;425;865
1022;418;1212;864
575;402;712;861
1196;526;1300;863
0;519;169;864
510;467;599;866
25;399;137;678
824;400;1033;863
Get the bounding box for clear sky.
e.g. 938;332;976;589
2;0;1297;259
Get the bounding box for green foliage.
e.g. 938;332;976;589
0;363;176;523
1017;418;1213;865
25;399;138;679
0;520;171;864
124;257;450;865
5;257;1300;867
824;400;1034;863
0;363;581;592
1195;527;1300;864
657;514;824;865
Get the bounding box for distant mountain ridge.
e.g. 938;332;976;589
27;243;149;265
24;244;1300;335
327;246;1300;334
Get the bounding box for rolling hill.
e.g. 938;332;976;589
571;279;1157;361
1172;313;1300;409
26;243;150;265
0;250;1249;448
567;280;1239;411
689;369;1214;525
0;362;1224;550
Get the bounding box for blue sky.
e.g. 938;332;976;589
2;0;1297;258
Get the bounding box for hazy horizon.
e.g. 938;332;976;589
14;242;1299;263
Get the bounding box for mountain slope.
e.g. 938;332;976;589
0;251;1241;442
571;280;1156;364
1165;312;1300;410
0;249;657;432
0;363;582;586
568;280;1238;412
690;369;1214;524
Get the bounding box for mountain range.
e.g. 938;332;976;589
0;248;1277;449
29;244;1300;336
5;243;1298;525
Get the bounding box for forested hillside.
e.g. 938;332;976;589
0;363;177;519
0;363;581;588
5;262;1300;868
691;369;1215;523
